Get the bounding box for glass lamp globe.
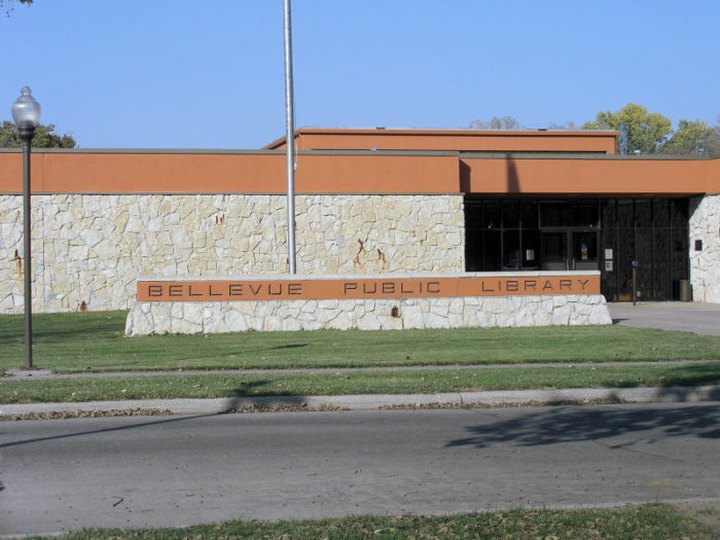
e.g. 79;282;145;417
11;86;42;129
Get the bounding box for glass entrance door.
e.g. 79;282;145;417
541;232;568;270
572;231;598;270
541;230;598;271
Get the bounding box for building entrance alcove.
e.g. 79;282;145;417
464;197;690;301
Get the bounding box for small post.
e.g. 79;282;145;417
631;260;639;306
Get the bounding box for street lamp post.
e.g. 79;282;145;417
11;86;41;370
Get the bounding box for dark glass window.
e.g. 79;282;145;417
483;201;501;229
576;203;599;227
601;200;616;229
635;200;653;228
483;230;502;270
617;200;634;229
540;203;564;227
521;201;538;229
653;199;670;228
671;199;689;228
503;201;521;228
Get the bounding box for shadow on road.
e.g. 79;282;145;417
447;403;720;449
0;414;210;450
0;381;311;450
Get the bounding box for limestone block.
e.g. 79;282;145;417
476;307;495;327
462;304;479;326
316;306;340;324
483;297;506;315
552;303;573;325
328;311;355;330
401;305;424;329
223;309;250;332
424;311;450;329
447;311;466;328
278;315;301;331
299;318;323;331
448;298;464;315
357;312;382;331
263;316;284;332
589;305;613;325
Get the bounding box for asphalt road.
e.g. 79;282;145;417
2;403;719;537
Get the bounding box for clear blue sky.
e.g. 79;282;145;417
2;0;719;149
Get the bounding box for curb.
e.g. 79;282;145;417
2;385;719;417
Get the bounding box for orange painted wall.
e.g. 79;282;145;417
462;156;720;196
266;128;618;154
0;151;459;194
1;150;718;196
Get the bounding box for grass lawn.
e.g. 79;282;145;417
2;362;718;404
2;311;720;373
2;311;719;403
41;504;720;540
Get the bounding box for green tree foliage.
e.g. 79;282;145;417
583;105;720;157
582;103;672;154
662;119;720;157
469;116;522;130
0;120;76;148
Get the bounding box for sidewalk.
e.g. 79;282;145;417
3;384;719;418
6;359;719;380
608;301;720;336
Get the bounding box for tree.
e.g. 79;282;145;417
547;121;577;130
468;116;522;130
0;120;76;148
662;120;720;157
582;103;672;154
1;0;32;14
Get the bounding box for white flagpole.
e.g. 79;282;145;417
283;0;297;274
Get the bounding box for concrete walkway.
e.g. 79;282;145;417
4;359;719;381
3;385;719;418
608;301;720;336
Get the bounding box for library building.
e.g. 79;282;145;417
1;128;718;333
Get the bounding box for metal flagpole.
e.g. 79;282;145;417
283;0;297;274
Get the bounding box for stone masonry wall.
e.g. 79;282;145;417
0;194;465;314
690;194;720;302
125;293;612;335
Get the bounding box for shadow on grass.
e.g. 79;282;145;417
447;402;720;449
609;364;720;389
659;364;720;387
229;379;273;397
269;343;308;351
